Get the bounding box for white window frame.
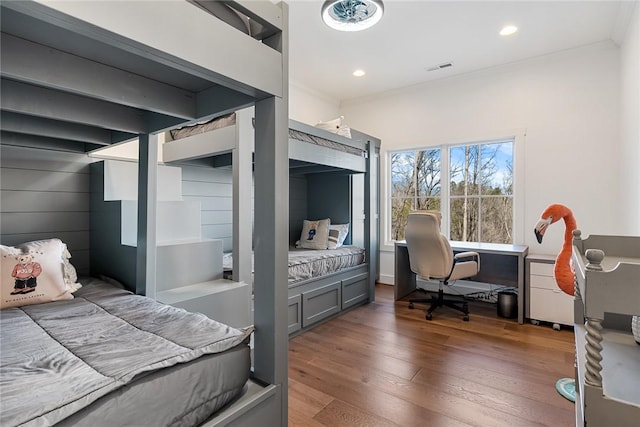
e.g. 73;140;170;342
385;132;525;246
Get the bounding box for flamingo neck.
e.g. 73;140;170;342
558;214;577;262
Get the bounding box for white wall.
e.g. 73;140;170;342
620;2;640;235
340;42;623;284
289;79;341;125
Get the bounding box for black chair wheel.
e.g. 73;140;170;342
408;302;414;309
426;313;433;320
463;315;469;322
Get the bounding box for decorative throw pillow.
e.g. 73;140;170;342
328;223;350;249
1;239;75;309
298;219;331;250
315;117;352;139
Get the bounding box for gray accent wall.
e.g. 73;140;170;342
1;144;92;275
289;175;307;246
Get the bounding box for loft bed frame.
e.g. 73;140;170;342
0;1;289;425
161;113;381;335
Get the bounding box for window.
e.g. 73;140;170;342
390;149;441;240
389;139;514;244
449;141;513;243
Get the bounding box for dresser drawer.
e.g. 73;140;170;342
530;287;574;325
529;262;554;277
529;274;557;291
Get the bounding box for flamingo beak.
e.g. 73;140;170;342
534;217;552;244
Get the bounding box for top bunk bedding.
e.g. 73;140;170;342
0;277;253;427
166;113;367;158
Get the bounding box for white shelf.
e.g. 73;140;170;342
156;279;248;305
156;279;251;329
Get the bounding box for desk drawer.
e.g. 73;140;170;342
530;262;554;277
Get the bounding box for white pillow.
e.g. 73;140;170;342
298;219;331;250
1;239;75;309
328;223;350;249
316;117;352;139
315;116;343;132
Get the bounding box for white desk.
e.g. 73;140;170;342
394;240;529;324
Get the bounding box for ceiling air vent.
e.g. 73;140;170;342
426;62;453;72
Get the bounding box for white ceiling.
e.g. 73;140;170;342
288;0;634;102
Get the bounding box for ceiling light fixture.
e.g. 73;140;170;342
321;0;384;32
500;25;518;36
352;69;366;77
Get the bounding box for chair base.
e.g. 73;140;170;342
409;288;469;321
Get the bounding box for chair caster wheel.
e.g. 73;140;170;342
463;315;469;322
426;313;432;320
408;303;414;309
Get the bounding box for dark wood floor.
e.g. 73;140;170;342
288;284;576;427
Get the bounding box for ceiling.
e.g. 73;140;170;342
288;0;634;102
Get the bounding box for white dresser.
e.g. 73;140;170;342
526;254;574;328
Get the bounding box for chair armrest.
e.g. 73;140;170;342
454;251;479;261
454;251;480;273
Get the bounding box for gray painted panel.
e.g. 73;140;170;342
1;231;88;250
155;239;223;291
181;166;233;183
201;210;233;224
342;273;369;309
301;280;341;327
1;168;90;192
202;224;232;238
307;174;350;224
184;195;233;211
2;212;89;234
1;131;98;153
287;294;301;334
289;175;307;246
2;190;89;212
0;144;92;173
0;145;91;274
182;180;232;197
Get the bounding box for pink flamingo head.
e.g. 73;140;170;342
534;203;574;244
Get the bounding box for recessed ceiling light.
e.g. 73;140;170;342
352;69;366;77
500;25;518;36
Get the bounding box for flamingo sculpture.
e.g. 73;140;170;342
534;204;577;296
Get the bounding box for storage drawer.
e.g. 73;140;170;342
530;262;554;277
529;274;557;291
302;281;341;327
530;287;574;325
342;273;368;309
288;294;301;334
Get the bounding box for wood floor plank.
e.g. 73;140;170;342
288;284;576;426
313;400;400;427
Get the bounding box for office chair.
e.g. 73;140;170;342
405;211;480;321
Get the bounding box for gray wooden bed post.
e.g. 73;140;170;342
252;3;289;423
233;108;253;285
136;133;158;297
253;96;289;425
365;138;381;300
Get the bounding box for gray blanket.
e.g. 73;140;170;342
0;278;253;427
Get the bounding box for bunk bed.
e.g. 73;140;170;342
162;114;381;336
0;1;289;426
